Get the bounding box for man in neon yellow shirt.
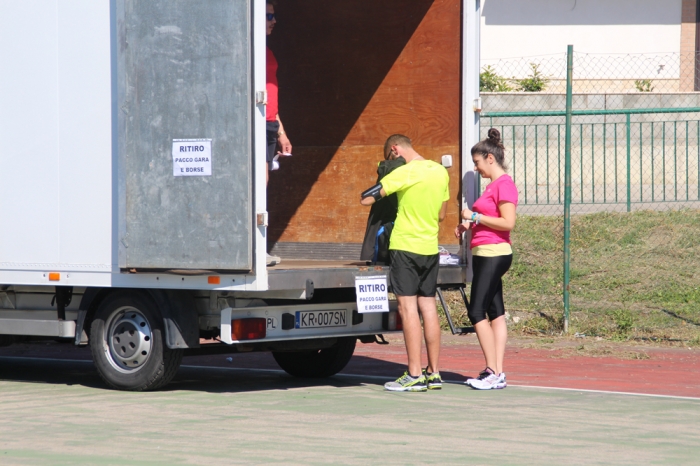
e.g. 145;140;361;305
361;134;449;392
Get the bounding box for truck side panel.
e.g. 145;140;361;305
0;1;114;273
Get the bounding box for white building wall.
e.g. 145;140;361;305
482;0;683;80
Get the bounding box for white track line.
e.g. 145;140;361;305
2;356;698;401
183;365;700;400
500;384;700;401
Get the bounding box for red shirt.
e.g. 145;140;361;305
266;47;278;122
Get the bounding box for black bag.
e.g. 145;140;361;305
360;157;406;262
373;222;394;265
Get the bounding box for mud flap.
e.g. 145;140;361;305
148;290;200;349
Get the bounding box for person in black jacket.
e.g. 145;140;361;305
360;151;406;264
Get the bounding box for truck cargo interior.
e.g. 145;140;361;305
265;0;463;264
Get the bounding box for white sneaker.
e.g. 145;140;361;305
465;367;494;386
495;372;507;389
468;372;501;390
266;253;281;266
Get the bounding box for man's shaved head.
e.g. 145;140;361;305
384;134;412;160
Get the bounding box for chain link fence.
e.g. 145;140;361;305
476;49;700;342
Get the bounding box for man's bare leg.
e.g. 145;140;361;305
396;295;422;377
418;296;440;374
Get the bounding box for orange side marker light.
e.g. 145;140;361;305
208;276;221;285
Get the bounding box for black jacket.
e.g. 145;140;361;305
360;157;406;261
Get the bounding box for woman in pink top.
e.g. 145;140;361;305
454;128;518;390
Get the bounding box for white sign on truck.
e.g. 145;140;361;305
172;139;212;176
355;275;389;313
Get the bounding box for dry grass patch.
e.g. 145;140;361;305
437;210;700;345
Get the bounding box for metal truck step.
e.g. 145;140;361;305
436;286;475;335
0;315;76;337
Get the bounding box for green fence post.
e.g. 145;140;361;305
626;114;631;212
563;45;573;333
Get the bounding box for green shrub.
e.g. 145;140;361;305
480;65;512;92
634;79;654;92
515;63;549;92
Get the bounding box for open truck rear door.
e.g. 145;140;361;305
117;0;257;272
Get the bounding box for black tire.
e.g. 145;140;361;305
89;291;183;391
272;337;357;378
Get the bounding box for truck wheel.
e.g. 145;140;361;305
89;291;182;391
272;337;356;378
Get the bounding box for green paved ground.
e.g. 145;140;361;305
0;359;698;465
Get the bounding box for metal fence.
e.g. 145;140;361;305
477;47;700;331
480;113;700;213
481;51;700;94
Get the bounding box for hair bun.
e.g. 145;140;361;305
487;128;501;144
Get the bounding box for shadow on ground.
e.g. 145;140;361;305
0;353;467;394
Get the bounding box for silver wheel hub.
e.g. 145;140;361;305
106;308;152;372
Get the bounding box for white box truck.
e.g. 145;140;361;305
0;0;481;390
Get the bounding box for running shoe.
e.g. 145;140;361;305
495;372;507;389
468;370;507;390
423;368;443;390
465;367;495;386
384;371;427;392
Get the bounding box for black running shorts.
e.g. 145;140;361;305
389;250;440;297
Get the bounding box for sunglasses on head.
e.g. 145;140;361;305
266;13;275;21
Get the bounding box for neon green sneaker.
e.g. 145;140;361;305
384;371;427;392
423;368;443;390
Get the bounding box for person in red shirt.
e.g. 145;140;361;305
455;128;518;390
266;0;292;184
265;0;291;266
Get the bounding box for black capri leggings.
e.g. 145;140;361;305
468;254;513;325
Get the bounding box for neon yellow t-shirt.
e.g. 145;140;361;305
380;159;450;255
